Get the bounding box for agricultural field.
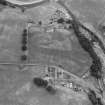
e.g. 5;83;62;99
0;0;105;105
